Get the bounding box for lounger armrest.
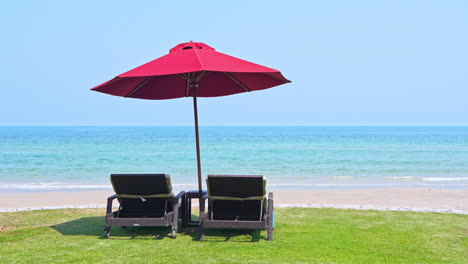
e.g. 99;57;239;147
174;191;186;203
106;194;118;215
267;192;274;214
170;191;185;228
201;193;209;200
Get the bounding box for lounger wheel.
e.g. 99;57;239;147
103;226;111;239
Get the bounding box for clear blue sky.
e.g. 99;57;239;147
2;0;467;125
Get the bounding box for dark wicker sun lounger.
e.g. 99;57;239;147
104;174;185;238
199;175;275;241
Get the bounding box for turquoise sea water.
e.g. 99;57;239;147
0;126;467;192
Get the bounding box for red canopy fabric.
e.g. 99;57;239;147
92;42;290;99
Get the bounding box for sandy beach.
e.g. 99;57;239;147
1;187;467;214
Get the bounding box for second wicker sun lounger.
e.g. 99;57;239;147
199;175;275;241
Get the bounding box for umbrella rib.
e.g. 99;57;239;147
125;76;154;97
179;72;209;97
178;73;194;97
177;73;189;81
195;71;209;82
224;72;251;92
263;72;290;82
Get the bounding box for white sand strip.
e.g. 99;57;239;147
0;187;467;214
277;204;468;214
0;204;109;213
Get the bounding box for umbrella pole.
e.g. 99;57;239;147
192;83;203;197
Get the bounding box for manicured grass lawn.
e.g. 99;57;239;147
0;208;467;264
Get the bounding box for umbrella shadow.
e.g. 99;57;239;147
50;216;173;240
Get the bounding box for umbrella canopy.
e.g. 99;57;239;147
91;41;291;194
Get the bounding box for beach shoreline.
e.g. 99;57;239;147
1;187;467;214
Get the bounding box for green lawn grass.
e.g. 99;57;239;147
1;208;467;264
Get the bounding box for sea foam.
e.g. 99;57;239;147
421;177;468;182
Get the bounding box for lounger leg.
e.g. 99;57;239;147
171;213;178;239
198;194;207;241
267;225;273;241
103;226;111;239
172;208;179;238
267;212;274;241
198;212;205;241
198;226;204;241
104;194;117;239
267;192;274;241
198;215;205;241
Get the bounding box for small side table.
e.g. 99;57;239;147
182;190;207;227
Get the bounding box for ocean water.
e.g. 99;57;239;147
0;126;467;192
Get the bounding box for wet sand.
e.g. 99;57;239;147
1;187;467;214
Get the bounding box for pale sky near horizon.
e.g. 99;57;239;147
1;1;467;126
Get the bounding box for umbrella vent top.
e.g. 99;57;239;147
170;42;215;53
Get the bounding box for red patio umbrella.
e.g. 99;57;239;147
91;41;291;194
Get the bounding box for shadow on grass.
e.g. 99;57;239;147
50;214;266;242
199;229;263;242
181;226;264;242
50;216;173;240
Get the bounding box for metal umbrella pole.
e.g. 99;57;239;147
191;81;203;197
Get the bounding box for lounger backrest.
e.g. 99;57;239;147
110;174;173;197
207;175;266;199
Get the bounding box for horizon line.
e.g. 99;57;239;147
1;124;467;127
